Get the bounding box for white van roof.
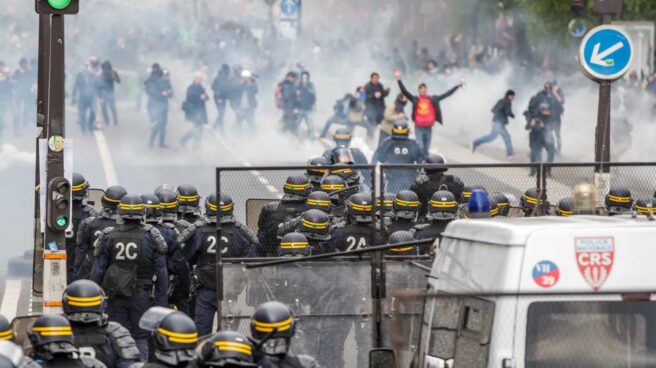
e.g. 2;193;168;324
435;216;656;294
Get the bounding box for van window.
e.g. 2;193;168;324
526;301;656;368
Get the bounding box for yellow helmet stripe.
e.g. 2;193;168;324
392;127;409;134
301;219;329;229
431;200;457;208
496;202;509;207
308;168;327;173
119;204;144;210
395;199;419;207
284;183;310;190
253;318;292;333
65;295;103;307
178;194;199;202
207;202;218;211
144;203;161;209
160;201;177;208
157;328;198;343
215;342;253;355
390;247;413;252
220;203;233;211
490;207;500;216
321;184;345;190
280;242;309;249
558;209;574;217
334;133;352;140
0;330;12;339
32;327;72;336
330;169;353;174
103;196;121;203
350;203;373;211
523;195;544;205
607;194;632;203
635;205;655;214
307;199;331;206
72;181;88;192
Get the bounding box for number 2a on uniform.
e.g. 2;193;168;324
346;236;367;251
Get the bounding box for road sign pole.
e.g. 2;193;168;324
43;14;67;314
594;81;611;173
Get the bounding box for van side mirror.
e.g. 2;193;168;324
370;348;396;368
11;315;39;349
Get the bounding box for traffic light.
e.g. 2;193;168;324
35;0;79;15
47;177;71;232
571;0;587;16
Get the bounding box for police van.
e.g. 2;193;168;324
412;215;656;368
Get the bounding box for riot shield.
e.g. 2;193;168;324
246;199;280;232
221;259;373;368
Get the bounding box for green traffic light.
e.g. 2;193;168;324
56;216;68;229
47;0;72;10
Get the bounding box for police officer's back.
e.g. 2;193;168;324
139;307;197;368
27;315;105;368
373;121;424;193
62;280;141;368
410;153;465;217
69;173;96;281
411;190;458;255
90;195;169;359
187;194;257;335
332;193;381;251
250;302;320;368
177;184;202;223
75;185;127;280
257;176;311;257
297;209;336;255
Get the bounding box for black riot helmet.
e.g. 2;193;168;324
633;198;655;216
606;187;633;215
0;315;12;341
250;302;296;357
298;209;331;241
427;190;458;221
333;128;353;147
62;279;108;324
320;175;346;194
520;188;549;215
347;193;374;223
283;176;312;200
28;314;76;349
377;193;395;217
154;184;176;197
141;194;162;223
306;191;332;213
72;173;89;201
424;153;447;173
140;307;198;365
306;156;329;184
118;195;145;221
102;185;127;211
386;230;417;255
391;121;410;139
556;198;574;217
197;331;257;368
177;184;200;214
205;193;234;219
490;193;511;217
331;147;354;165
394;190;420;220
278;232;311;257
156;190;179;221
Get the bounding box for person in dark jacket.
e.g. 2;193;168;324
99;60;121;126
535;81;565;153
276;71;301;135
298;71;317;140
472;90;515;156
394;68;462;158
211;64;232;131
180;73;209;150
363;72;390;138
230;70;258;131
144;63;173;148
72;61;100;134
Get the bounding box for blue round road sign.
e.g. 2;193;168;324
579;25;633;82
280;0;299;16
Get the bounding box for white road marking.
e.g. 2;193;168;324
93;130;119;187
0;280;22;321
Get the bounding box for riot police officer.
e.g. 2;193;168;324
490;193;511;217
250;302;320;368
319;175;350;209
155;190;194;312
297;209;335;254
278;232;312;257
68;173;96;281
277;191;336;238
633;199;655;218
90;195;169;359
385;230;418;256
332;193;381;251
187;194;257;336
606;187;633;216
62;280;141;368
322;128;369;165
141;194;191;311
257;176;312;257
75;185;128;280
377;192;396;226
372;121;424;193
27;315;104;368
411;190;457;254
410;153;465;217
139;307;197;368
177;184;202;223
556;198;574;217
305;156;329;192
520;188;550;216
388;190;420;234
194;330;257;368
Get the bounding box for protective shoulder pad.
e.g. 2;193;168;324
177;221;197;243
161;222;176;230
92;226;115;256
106;321;142;361
149;226;169;254
237;221;259;245
416;174;429;185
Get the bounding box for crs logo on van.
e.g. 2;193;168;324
575;237;615;292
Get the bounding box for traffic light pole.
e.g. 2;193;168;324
43;14;67;314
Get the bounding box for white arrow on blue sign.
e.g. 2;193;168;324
579;25;633;82
280;0;299;16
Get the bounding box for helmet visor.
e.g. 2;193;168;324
139;307;175;332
